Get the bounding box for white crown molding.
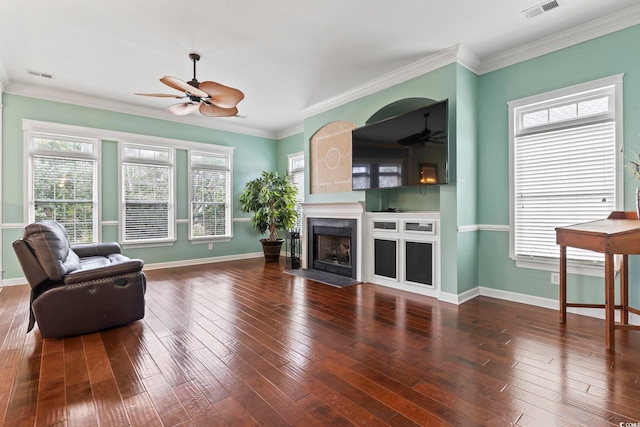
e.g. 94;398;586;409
5;82;277;139
275;123;304;140
479;4;640;75
3;6;639;137
0;56;7;92
455;44;482;75
301;45;464;119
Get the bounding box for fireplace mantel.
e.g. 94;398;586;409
301;201;365;218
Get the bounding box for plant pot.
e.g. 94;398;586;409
260;239;284;262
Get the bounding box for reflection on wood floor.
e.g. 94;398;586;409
1;257;639;426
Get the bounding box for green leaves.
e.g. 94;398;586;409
239;171;298;241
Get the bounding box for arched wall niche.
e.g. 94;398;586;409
366;97;437;125
308;97;440;194
310;121;356;194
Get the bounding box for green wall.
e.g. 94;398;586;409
276;132;304;175
454;65;479;294
2;94;278;280
5;22;639;306
303;62;474;296
477;24;640;306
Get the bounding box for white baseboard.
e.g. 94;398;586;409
438;287;480;305
438;285;640;325
2;252;264;286
142;252;264;271
477;286;640;325
2;277;29;287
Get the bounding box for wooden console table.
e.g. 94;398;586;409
556;211;640;349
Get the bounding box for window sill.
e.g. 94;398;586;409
515;257;612;278
121;239;176;249
190;237;232;244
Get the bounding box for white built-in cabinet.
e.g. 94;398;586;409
364;211;440;298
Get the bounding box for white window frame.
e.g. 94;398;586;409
24;123;101;243
188;150;233;242
288;152;305;231
119;142;176;246
352;163;371;190
508;74;624;276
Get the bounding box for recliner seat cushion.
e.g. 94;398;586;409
22;221;80;281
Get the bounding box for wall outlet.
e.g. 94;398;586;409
208;243;213;250
550;272;560;285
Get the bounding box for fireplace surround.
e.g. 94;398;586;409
301;202;365;282
308;218;357;279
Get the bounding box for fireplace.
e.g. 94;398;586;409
308;218;357;279
301;202;364;282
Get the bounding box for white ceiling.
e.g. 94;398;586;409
1;0;639;139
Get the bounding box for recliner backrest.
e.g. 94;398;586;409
13;239;49;288
22;221;81;281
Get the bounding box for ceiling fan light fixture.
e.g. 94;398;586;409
136;53;244;118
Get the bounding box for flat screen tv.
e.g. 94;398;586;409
351;99;449;190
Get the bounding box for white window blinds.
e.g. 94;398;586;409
121;144;174;243
29;133;98;243
190;152;231;239
514;122;616;262
510;76;621;266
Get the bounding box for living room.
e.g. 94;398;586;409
2;1;640;425
2;5;640;311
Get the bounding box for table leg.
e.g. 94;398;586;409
621;254;629;325
605;253;615;350
559;245;567;324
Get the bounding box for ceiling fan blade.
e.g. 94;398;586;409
167;102;201;116
160;76;209;98
198;81;245;108
199;103;238;117
135;93;186;98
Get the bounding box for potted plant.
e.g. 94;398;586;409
239;171;298;261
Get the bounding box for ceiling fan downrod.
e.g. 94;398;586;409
188;53;201;89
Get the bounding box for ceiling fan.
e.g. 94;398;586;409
136;53;244;117
397;113;445;147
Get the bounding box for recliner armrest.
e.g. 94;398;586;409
63;259;144;285
71;242;122;257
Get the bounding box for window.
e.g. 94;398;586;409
351;162;402;189
352;164;370;190
120;143;175;244
378;163;402;188
288;152;305;231
509;75;623;272
27;132;99;243
189;151;232;240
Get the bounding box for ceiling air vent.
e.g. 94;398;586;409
523;0;559;19
26;69;54;79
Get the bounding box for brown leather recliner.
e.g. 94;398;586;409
12;220;146;338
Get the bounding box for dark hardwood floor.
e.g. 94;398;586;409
1;258;640;426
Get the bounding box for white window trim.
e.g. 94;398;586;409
22;119;236;248
507;74;624;277
23;121;102;242
188;149;234;242
288;151;304;171
288;151;305;231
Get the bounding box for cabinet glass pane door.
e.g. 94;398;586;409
374;239;397;279
405;241;433;286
